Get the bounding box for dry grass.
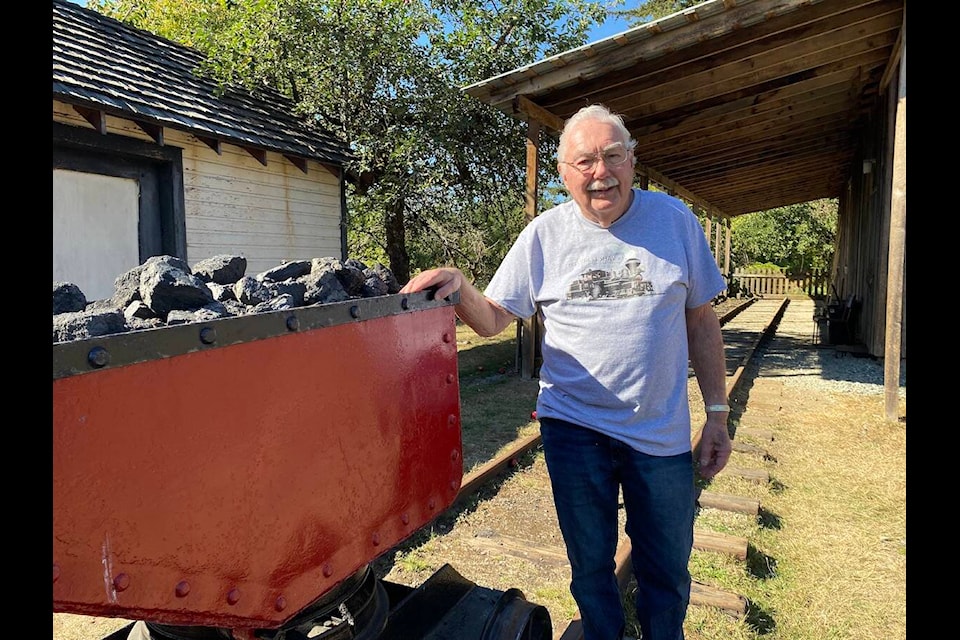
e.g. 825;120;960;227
655;364;906;640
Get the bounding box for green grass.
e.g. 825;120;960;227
453;321;541;473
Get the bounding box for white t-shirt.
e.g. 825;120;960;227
484;188;726;455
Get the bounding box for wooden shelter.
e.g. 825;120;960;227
462;0;905;418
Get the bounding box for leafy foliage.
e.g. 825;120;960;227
730;199;838;273
86;0;835;287
89;0;605;286
613;0;702;24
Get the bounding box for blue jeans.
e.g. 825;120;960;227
540;417;694;640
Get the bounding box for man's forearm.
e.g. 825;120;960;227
454;279;516;337
686;303;728;405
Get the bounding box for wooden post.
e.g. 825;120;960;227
714;216;722;267
636;166;649;190
884;12;906;422
521;120;541;379
723;218;731;275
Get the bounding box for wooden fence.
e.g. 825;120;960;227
730;267;828;298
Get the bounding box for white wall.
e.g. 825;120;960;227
179;136;343;276
52;169;140;301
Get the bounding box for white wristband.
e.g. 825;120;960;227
705;404;730;413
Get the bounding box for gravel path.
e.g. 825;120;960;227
755;297;906;398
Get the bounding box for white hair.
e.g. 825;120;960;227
557;104;637;163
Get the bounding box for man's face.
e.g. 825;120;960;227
558;121;636;228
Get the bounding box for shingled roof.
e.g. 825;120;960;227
52;0;353;170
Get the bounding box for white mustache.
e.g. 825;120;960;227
587;178;619;191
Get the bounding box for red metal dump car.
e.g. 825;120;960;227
53;291;550;640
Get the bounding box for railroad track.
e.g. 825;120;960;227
372;295;791;640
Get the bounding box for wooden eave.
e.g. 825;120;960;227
463;0;905;219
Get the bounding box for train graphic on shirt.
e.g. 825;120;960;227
565;258;655;300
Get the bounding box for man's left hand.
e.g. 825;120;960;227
697;417;732;479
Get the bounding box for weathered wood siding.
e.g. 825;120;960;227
54;100;343;277
828;56;906;360
179;142;343;274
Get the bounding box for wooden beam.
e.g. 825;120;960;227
520;117;542;380
196;135;222;155
524;119;541;223
464;532;569;567
284;154;308;174
731;440;769;457
721;466;770;483
879;15;904;93
71;105;105;134
479;0;821;109
639;162;728;219
457;432;542;500
600;13;900;122
714;216;722;265
635;169;649;190
736;427;775;441
135;121;163;145
723;218;731;274
690;581;748;616
514;95;564;133
242;146;268;166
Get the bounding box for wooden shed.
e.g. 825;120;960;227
461;0;905;413
52;0;353;301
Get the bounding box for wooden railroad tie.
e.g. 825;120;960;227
731;440;770;457
456;432;542;503
463;532;569;568
735;427;775;441
720;465;769;483
697;490;760;516
693;529;748;560
690;581;748;616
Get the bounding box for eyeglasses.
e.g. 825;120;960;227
561;143;631;173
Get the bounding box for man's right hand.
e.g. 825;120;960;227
399;267;465;301
401;267;516;338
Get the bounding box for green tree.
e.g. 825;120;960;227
613;0;701;24
89;0;605;285
730;198;838;273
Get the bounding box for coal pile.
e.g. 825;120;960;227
53;254;401;343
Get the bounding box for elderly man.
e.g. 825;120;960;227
401;104;731;640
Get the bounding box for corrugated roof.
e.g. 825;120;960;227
52;0;353;167
463;0;904;218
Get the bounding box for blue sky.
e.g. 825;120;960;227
587;10;634;42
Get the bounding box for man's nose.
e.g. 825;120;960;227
593;156;612;176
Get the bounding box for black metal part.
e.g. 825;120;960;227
480;589;552;640
257;565;389;640
116;566;388;640
100;563;549;640
53;289;459;379
378;564;552;640
87;346;110;367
